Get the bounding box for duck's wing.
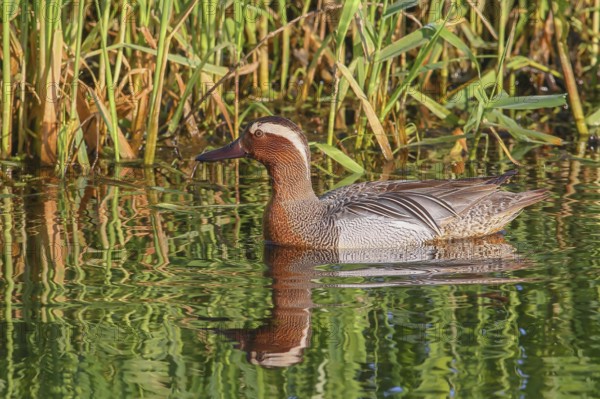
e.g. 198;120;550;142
322;189;458;234
320;172;516;235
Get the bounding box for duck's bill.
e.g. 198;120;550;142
195;138;246;162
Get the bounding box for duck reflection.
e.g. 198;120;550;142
218;234;529;368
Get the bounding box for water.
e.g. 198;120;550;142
0;151;599;398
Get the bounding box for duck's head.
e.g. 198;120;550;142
195;116;310;171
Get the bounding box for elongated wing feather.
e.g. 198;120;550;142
320;172;518;234
323;190;458;235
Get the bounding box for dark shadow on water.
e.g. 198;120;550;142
214;235;531;368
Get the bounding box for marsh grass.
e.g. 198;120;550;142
0;0;599;175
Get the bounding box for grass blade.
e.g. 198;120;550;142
487;111;563;145
377;22;440;62
337;62;393;160
335;0;360;56
382;20;447;118
585;106;600;126
312;143;365;174
487;94;567;110
383;0;419;18
439;28;480;76
407;87;453;120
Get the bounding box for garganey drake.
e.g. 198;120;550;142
196;116;547;249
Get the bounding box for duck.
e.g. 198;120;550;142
195;116;547;249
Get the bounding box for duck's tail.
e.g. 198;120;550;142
488;188;549;234
508;188;549;210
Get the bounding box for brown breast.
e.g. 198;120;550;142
263;199;337;248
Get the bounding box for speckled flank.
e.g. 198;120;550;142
439;190;548;239
196;116;548;249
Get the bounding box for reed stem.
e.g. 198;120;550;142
144;0;174;165
17;0;28;154
278;0;290;93
1;0;12;157
553;10;589;137
496;0;508;93
327;66;339;146
96;0;121;161
592;0;600;67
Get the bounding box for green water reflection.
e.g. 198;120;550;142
0;156;599;398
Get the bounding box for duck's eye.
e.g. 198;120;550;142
254;129;264;138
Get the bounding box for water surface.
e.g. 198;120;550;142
0;152;599;398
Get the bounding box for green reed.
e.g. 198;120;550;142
1;0;11;157
143;0;174;166
0;0;599;175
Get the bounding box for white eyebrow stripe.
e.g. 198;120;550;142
258;122;311;179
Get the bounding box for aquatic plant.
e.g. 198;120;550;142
0;0;598;175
